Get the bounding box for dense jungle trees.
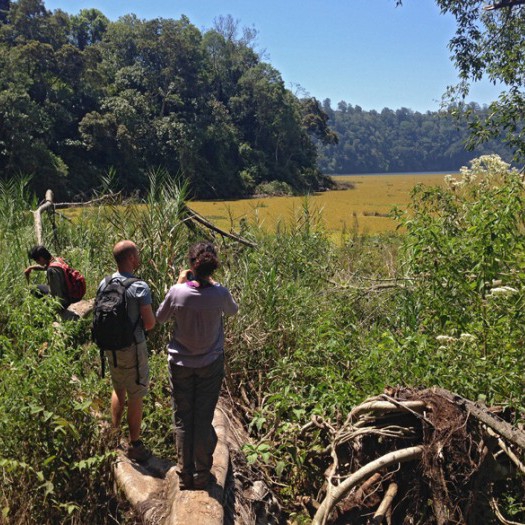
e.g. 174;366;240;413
0;1;332;199
316;101;514;174
2;0;522;198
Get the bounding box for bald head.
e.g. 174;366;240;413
113;240;139;270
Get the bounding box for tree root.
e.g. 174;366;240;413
312;387;525;525
371;482;398;524
312;446;423;525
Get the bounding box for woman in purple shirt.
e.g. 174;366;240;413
156;242;238;490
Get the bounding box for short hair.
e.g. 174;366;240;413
113;241;137;265
28;245;52;262
188;242;219;279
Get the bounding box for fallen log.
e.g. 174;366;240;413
112;398;279;524
113;406;229;525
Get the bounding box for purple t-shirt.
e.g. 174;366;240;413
156;282;238;367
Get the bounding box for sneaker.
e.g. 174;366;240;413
126;440;152;463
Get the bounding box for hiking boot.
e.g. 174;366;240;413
126;440;152;463
178;472;194;491
193;471;212;490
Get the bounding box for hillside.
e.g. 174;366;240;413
317;101;515;174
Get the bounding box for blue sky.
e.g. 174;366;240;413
43;0;500;113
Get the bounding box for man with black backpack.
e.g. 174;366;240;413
93;240;155;463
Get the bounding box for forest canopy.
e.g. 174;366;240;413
316;101;514;174
0;0;521;199
0;0;335;199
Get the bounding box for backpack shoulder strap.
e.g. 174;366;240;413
121;277;142;344
50;257;70;268
97;275;113;293
122;277;140;289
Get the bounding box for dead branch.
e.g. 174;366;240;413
352;472;382;505
33;189;257;249
371;482;398;524
52;192;122;209
348;400;427;421
486;427;525;475
431;387;525;449
183;203;257;247
484;0;525;11
32;190;121;244
325;278;409;291
32;190;54;244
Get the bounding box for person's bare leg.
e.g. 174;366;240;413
127;396;143;443
111;388;126;429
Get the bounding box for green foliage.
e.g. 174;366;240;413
317;100;514;174
0;1;329;199
0;295;114;524
1;159;524;521
437;0;525;161
394;155;525;403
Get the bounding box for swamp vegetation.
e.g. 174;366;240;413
0;156;524;524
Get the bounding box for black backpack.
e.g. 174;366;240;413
92;276;142;380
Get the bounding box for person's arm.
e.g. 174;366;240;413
140;304;156;331
222;288;239;316
24;264;45;282
155;288;175;324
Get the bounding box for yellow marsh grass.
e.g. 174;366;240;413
191;174;446;236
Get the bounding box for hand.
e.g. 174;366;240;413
177;269;192;284
24;264;44;283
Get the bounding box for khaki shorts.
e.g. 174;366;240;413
105;341;149;399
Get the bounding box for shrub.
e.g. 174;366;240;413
255;180;294;196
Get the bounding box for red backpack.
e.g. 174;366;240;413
49;258;86;303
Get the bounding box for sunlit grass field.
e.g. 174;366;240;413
191;173;447;236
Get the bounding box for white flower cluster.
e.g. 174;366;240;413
436;333;477;348
445;154;519;189
436;335;456;344
489;286;518;296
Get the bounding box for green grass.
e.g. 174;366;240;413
190;173;446;236
1;163;523;523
